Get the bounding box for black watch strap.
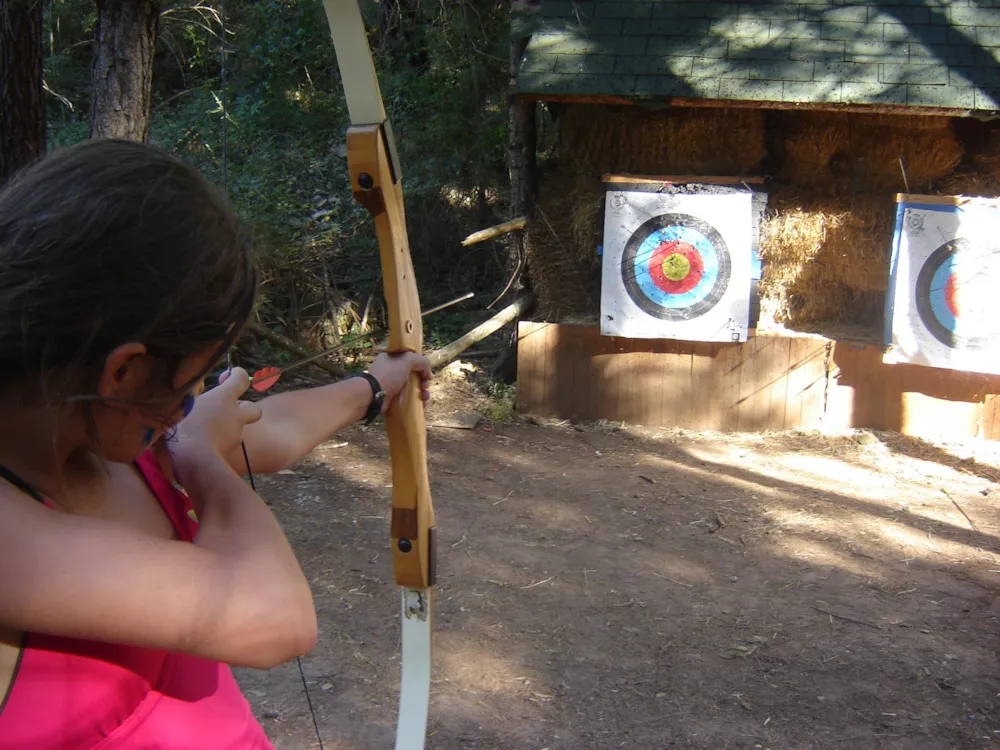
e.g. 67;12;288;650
349;372;385;425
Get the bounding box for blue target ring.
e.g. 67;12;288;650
633;225;720;309
621;213;731;321
927;255;957;335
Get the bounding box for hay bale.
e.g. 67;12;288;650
759;187;894;328
761;189;894;292
775;111;962;191
530;105;964;331
940;128;1000;197
569;175;604;263
527;168;601;319
561;105;766;177
852;113;953;130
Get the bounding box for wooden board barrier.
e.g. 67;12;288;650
516;322;1000;441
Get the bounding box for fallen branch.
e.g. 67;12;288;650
461;216;527;246
427;294;535;369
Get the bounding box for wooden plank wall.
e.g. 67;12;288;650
516;322;828;432
516;322;1000;441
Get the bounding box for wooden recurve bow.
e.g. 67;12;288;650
321;3;436;748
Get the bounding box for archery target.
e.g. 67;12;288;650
602;190;753;342
884;198;1000;375
622;214;731;321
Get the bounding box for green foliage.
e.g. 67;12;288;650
424;311;481;351
42;0;514;366
478;380;517;423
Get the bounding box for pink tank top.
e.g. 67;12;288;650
0;451;275;749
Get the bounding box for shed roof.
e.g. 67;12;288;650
513;1;1000;113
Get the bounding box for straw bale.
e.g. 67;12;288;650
527;168;601;319
775;111;962;191
852;113;953;130
561;105;766;177
569;175;604;263
940;128;1000;197
765;282;882;328
529;106;964;332
527;170;896;329
758;186;893;328
761;189;894;292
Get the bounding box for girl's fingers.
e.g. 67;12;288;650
220;367;251;397
240;401;263;425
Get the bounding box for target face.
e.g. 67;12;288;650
601;190;753;342
885;199;1000;376
621;214;731;321
915;238;1000;350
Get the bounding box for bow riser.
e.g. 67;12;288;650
345;125;436;590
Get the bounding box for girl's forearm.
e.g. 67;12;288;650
170;448;318;664
236;377;372;473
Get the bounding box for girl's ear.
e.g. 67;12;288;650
97;342;150;402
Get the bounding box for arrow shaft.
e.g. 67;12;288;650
248;292;472;387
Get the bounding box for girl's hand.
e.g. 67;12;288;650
174;367;263;460
367;352;433;412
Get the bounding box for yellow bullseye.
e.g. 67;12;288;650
662;253;691;282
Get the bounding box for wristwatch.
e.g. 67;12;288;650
350;372;386;425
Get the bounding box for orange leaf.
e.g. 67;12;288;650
252;367;282;392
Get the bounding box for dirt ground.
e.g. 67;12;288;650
235;366;1000;750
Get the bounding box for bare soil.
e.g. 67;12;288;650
236;368;1000;750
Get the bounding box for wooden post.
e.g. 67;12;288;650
506;32;537;299
498;29;537;380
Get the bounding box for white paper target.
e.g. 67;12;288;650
884;198;1000;375
600;190;753;342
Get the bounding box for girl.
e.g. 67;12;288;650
0;139;432;749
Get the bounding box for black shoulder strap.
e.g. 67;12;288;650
0;463;44;503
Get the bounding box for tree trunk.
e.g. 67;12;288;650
0;0;46;184
90;0;159;142
506;34;536;299
494;33;537;383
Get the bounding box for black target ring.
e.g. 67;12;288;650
621;213;732;321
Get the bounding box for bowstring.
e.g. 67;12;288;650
217;1;324;747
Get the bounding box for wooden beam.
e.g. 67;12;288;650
896;193;1000;206
427;294;535;369
514;92;975;118
461;216;527;246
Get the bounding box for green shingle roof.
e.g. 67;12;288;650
514;1;1000;111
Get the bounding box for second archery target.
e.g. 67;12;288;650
601;190;754;342
884;195;1000;375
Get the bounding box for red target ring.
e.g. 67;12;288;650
648;240;703;295
945;273;960;318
